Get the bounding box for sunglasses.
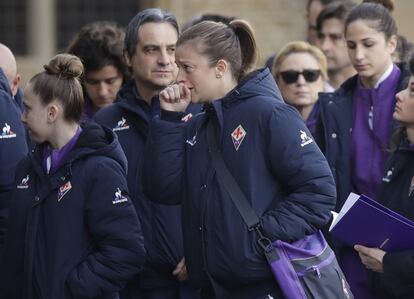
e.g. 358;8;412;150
279;69;321;84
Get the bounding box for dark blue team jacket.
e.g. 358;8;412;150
145;68;336;294
0;68;28;255
94;80;201;288
0;123;145;299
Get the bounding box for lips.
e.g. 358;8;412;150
355;64;368;71
153;70;172;74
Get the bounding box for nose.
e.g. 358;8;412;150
395;89;405;103
176;68;187;83
158;48;172;66
321;38;332;53
354;46;364;61
97;82;109;97
296;73;307;85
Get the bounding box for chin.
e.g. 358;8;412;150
153;77;175;88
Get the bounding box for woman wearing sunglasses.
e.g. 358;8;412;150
272;41;327;135
316;3;410;298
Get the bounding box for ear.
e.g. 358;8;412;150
46;104;59;124
387;34;398;55
11;74;21;97
215;59;229;78
124;50;132;68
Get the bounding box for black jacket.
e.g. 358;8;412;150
370;134;414;299
145;68;336;297
0;123;145;299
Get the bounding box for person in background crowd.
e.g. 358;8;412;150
393;35;414;64
0;43;28;256
182;13;236;32
272;41;327;135
67;21;129;120
0;53;145;299
316;0;357;89
145;18;336;298
94;8;201;299
316;3;410;298
307;0;341;45
363;0;394;12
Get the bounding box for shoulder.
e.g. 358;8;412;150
94;103;124;121
80;154;126;183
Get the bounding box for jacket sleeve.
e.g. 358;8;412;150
143;111;187;205
261;104;336;242
0;68;28;253
66;159;146;298
382;250;414;285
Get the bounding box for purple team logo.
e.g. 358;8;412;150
231;125;246;151
57;181;72;202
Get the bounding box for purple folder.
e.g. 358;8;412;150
329;192;414;251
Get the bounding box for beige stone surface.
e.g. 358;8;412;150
15;0;414;85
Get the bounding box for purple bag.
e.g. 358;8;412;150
260;230;353;299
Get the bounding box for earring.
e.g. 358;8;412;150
216;74;222;79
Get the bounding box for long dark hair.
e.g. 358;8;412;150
390;56;414;151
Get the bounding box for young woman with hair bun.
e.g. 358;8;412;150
145;19;336;298
0;54;145;299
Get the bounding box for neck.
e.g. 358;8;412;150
207;76;238;103
49;122;79;150
407;126;414;145
297;104;314;121
329;65;356;89
134;79;160;104
360;61;393;89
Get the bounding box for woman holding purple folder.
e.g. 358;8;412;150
354;54;414;299
316;3;410;298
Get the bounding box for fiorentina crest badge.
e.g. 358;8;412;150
409;176;414;197
231;125;246;151
57;181;72;202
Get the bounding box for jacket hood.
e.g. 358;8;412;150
31;122;128;174
221;68;283;106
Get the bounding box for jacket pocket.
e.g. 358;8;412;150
299;259;353;299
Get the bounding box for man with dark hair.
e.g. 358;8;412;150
67;21;129;120
94;8;200;299
316;1;357;89
306;0;340;45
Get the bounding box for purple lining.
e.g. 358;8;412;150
43;126;82;174
273;230;328;260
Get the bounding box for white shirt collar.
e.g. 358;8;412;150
374;63;394;88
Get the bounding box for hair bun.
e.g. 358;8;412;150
44;54;84;79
